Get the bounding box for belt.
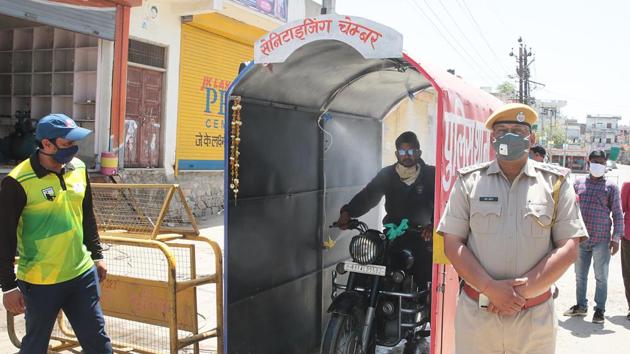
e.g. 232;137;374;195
463;284;551;310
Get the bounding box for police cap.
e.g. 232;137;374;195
485;103;538;130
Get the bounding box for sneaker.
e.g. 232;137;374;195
563;305;587;317
592;310;605;324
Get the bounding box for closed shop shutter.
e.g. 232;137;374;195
175;24;254;171
0;0;115;40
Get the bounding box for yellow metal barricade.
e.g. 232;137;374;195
6;184;223;354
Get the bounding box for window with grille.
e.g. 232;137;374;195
128;40;166;68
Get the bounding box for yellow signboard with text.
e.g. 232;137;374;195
176;21;262;171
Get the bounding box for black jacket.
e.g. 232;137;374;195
341;159;435;227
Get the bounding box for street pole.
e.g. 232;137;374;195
518;43;523;103
510;37;534;105
321;0;336;14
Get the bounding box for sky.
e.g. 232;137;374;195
333;0;630;124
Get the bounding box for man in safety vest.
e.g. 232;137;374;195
0;114;112;353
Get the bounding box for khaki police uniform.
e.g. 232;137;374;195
437;158;587;354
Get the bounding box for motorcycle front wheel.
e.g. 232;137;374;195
321;307;375;354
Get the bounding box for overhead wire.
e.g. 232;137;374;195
434;0;508;81
406;0;501;86
456;0;512;75
420;0;504;83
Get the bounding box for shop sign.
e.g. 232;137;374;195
233;0;288;22
254;15;403;63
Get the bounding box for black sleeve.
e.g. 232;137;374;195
341;168;389;217
0;177;26;292
82;171;103;260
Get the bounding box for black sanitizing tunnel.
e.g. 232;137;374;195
224;17;441;353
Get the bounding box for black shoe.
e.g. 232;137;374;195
626;311;630;321
563;305;587;317
592;309;605;324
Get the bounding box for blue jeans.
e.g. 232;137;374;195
17;266;112;354
575;241;612;312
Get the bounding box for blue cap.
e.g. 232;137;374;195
35;114;92;142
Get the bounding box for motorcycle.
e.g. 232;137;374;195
321;219;431;354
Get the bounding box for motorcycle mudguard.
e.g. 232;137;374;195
327;291;363;315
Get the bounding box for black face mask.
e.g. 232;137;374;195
41;141;79;164
492;133;530;161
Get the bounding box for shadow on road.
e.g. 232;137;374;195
558;317;616;338
607;315;630;329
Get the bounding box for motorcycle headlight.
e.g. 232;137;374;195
349;230;384;265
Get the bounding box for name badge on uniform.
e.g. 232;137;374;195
479;196;498;202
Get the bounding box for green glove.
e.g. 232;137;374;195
383;218;409;241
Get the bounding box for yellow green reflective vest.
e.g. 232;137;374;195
8;157;93;285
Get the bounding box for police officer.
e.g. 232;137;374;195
0;114;112;353
437;103;587;354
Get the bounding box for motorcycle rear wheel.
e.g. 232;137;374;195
321;307;375;354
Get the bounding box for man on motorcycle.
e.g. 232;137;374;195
336;131;435;289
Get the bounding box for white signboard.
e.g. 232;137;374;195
254;15;404;63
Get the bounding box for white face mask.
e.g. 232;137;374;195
589;163;606;178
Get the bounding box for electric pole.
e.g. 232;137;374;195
509;37;534;105
321;0;336;14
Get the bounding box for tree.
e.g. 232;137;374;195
496;81;516;99
543;125;567;148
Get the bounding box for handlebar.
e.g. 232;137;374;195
330;219;368;232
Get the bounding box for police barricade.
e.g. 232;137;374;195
6;184;223;354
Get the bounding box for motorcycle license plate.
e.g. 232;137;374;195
343;262;386;276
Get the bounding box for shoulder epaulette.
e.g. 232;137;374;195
535;163;570;177
457;161;493;176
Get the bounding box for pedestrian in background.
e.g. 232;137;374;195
438;103;586;354
564;150;623;324
530;144;546;162
619;181;630;320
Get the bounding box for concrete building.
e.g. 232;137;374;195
586;114;622;151
115;0;321;217
534;99;567;133
0;0;321;217
565;119;582;145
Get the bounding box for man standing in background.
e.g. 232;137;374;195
530;144;547;162
565;150;623;324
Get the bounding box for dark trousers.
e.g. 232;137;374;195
622;238;630;310
389;231;433;289
17;266;112;354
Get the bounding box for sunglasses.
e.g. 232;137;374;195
397;148;418;156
